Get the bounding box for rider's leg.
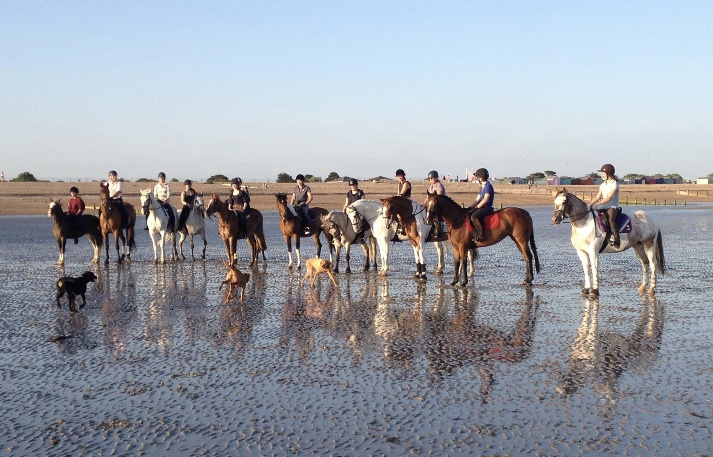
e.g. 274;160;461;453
607;207;620;247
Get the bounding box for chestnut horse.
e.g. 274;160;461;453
99;184;136;264
48;200;103;265
424;192;540;287
205;193;267;267
275;193;331;269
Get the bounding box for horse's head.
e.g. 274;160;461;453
552;187;569;225
423;191;440;225
205;193;221;217
321;212;345;239
139;189;153;216
194;193;205;216
275;193;291;220
48;200;62;218
99;183;113;213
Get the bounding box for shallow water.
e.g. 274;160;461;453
1;206;712;455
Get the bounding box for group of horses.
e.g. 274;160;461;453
48;184;666;296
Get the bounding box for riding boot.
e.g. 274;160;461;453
471;216;484;242
144;215;149;230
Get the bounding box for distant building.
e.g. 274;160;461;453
696;177;713;185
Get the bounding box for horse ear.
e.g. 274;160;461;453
562;187;568;194
380;198;387;203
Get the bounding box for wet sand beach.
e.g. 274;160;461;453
1;201;713;454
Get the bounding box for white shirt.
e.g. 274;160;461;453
599;179;619;208
154;183;171;202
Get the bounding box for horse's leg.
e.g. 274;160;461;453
467;249;475;277
513;234;534;285
295;235;303;269
632;242;653;294
285;235;294;269
333;243;342;273
151;231;159;263
451;246;462;286
376;237;389;275
114;230;124;263
412;245;424;280
57;238;64;265
159;232;167;264
576;249;593;295
247;235;257;267
201;231;207;260
103;233;110;264
359;242;370;271
344;242;351;273
370;238;378;270
434;241;444;275
230;237;238;266
313;232;322;259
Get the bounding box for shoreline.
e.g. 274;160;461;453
1;181;712;216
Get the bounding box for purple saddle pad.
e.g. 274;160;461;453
596;210;632;234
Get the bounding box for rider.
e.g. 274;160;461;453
147;172;175;231
426;170;446;236
67;186;85;216
67;186;86;244
228;177;251;216
468;168;495;242
291;174;313;235
395;169;412;198
590;163;620;248
177;179;196;232
106;170;129;228
344;178;365;241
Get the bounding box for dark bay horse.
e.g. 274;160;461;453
275;193;331;269
99;184;136;264
424;192;540;286
48;200;103;265
205;193;267;267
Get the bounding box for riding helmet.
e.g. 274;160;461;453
349;178;358;186
69;186;79;194
295;174;305;181
395;169;406;177
230;177;240;185
475;168;489;180
184;179;192;186
427;170;439;179
158;172;166;179
599;164;615;176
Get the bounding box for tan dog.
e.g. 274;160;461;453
219;260;250;302
301;257;338;288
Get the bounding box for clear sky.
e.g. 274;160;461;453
1;1;711;182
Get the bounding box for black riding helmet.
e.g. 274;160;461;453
184;179;192;186
396;169;406;177
158;172;166;179
230;177;241;185
427;170;439;180
599;164;615;176
295;174;305;181
475;168;489;180
348;178;358;186
69;186;79;194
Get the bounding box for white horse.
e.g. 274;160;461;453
320;211;378;273
178;193;207;261
140;189;179;263
349;199;445;278
552;188;665;296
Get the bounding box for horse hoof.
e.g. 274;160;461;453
589;289;599;296
580;288;589;295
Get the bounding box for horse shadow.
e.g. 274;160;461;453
556;295;664;400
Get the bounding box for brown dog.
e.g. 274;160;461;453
219;260;250;302
56;271;97;312
301;257;338;288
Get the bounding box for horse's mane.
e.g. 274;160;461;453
435;193;464;209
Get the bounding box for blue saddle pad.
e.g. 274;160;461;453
596;210;632;234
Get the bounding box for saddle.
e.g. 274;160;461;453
466;211;501;231
595;208;632;234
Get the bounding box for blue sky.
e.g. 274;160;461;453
1;1;711;182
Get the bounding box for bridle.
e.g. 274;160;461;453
553;193;592;224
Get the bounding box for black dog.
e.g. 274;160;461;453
56;271;97;312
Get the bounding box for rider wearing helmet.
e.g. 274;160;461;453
590;163;620;248
395;169;412;198
177;179;196;232
427;170;446;196
105;170;129;229
291;174;313;234
67;186;86;244
228;177;251;233
469;168;494;242
344;178;366;240
147;171;174;230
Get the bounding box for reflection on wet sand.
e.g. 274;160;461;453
424;286;539;399
557;295;664;399
215;270;267;360
99;265;137;359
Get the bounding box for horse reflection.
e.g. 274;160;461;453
99;266;138;359
424;287;539;398
557;296;664;398
279;280;337;359
142;264;184;357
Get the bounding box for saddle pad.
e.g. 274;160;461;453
483;212;500;230
596;210;632;233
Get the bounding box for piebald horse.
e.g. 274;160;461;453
552;188;665;296
99;184;136;264
205;193;267;267
140;189;179;263
424;192;540;287
274;193;331;269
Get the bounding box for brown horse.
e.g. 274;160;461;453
424;192;540;286
275;193;331;269
205;193;267;267
48;200;103;265
99;184;136;264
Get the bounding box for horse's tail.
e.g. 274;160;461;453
127;228;136;250
655;230;665;275
530;229;541;273
255;229;267;252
